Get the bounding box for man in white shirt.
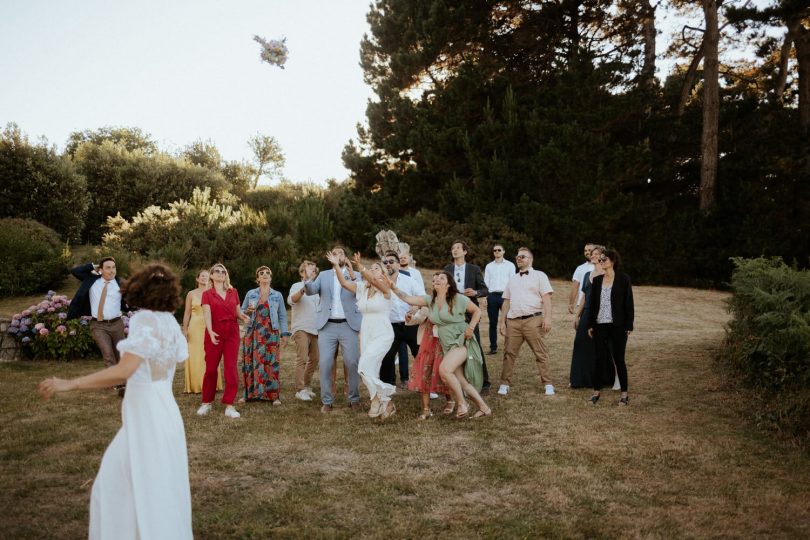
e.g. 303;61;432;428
497;247;555;396
288;260;321;401
380;251;424;387
568;243;595;314
484;244;516;355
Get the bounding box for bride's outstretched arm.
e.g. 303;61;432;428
37;352;143;399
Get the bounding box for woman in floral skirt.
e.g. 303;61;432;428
241;266;290;405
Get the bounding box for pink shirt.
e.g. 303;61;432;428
502;268;553;318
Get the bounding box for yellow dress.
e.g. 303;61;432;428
184;293;222;393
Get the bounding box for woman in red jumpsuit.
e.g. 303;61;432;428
196;263;248;418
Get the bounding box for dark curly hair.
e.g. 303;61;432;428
120;263;182;312
430;270;460;313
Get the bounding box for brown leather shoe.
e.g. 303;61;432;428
320;404;333;413
348;401;361;411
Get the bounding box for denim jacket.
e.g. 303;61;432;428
241;287;290;336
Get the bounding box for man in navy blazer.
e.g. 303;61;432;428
67;258;128;372
303;246;362;413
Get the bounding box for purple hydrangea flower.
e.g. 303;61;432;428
10;319;19;327
20;325;29;332
47;307;56;313
22;310;31;317
21;336;31;343
36;309;45;315
34;323;45;331
22;318;32;326
38;328;49;336
57;312;67;320
56;325;67;334
8;327;18;334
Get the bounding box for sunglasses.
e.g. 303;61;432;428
493;248;503;252
212;268;227;274
383;260;397;265
598;257;608;263
516;254;529;259
258;270;272;276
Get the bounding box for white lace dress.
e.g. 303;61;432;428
355;282;395;402
89;310;192;540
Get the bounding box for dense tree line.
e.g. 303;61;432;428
340;0;810;285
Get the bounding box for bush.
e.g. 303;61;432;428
6;291;132;360
390;210;532;270
0;123;89;240
103;187;305;294
721;257;810;444
0;219;71;297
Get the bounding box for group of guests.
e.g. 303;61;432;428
35;240;635;538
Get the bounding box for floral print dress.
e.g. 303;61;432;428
241;298;281;401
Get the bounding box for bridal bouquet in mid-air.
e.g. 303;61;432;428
253;35;288;69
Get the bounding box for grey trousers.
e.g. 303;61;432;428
318;321;360;405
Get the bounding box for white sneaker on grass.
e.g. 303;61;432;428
429;392;439;399
544;384;555;396
612;374;621;391
305;388;316;399
224;405;241;418
497;384;509;396
196;403;212;416
295;389;313;401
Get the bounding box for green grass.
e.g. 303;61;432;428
2;280;810;538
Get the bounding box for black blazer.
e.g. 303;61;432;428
67;263;128;320
588;272;634;332
443;263;488;306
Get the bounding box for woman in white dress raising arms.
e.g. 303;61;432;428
38;263;193;540
327;250;397;419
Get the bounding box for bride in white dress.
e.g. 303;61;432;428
38;264;193;540
327;251;396;419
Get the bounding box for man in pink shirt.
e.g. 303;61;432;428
497;247;555;396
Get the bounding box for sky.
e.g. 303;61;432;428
0;0;376;184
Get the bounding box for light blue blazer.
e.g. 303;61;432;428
303;268;362;332
241;287;290;336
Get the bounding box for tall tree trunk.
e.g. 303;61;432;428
677;42;706;117
639;0;657;88
773;31;793;102
700;0;720;213
789;19;810;132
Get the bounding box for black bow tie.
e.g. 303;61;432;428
519;271;529;276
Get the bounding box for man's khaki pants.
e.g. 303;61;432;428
500;315;552;386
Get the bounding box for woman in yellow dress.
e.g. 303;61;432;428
182;269;222;393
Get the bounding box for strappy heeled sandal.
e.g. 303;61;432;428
618;396;630;406
442;400;456;415
471;407;492;419
455;402;469;419
418;408;433;420
588;394;600;405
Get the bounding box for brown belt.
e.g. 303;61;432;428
509;312;542;320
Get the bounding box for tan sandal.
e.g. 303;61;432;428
418;408;433;420
442;400;456;415
471;407;492;419
455;402;469;419
381;401;396;419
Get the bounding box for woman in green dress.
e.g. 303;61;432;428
391;270;492;419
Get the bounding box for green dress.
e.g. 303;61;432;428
423;294;484;391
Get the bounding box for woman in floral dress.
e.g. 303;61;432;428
241;266;290;404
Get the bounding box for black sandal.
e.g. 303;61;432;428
618;396;629;406
588;394;600;405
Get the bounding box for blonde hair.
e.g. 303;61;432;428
208;263;232;290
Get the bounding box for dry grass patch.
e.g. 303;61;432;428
2;278;810;538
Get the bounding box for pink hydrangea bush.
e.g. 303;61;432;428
6;291;133;360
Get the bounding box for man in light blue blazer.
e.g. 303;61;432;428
303;246;362;413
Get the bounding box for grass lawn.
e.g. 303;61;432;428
2;277;809;538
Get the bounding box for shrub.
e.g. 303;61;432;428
6;291;132;360
0;123;89;240
721;257;810;444
103;187;304;293
0;219;71;297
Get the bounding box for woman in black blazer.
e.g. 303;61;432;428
587;249;634;406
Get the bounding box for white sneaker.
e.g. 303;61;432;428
497;384;509;396
224;405;241;418
544;384;555;396
429;392;439;399
612;374;621;391
196;403;212;416
305;388;316;399
295;389;313;401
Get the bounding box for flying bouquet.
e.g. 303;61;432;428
253;35;288;69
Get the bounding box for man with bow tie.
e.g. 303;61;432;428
497;247;555;397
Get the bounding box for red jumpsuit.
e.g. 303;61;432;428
201;287;241;404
